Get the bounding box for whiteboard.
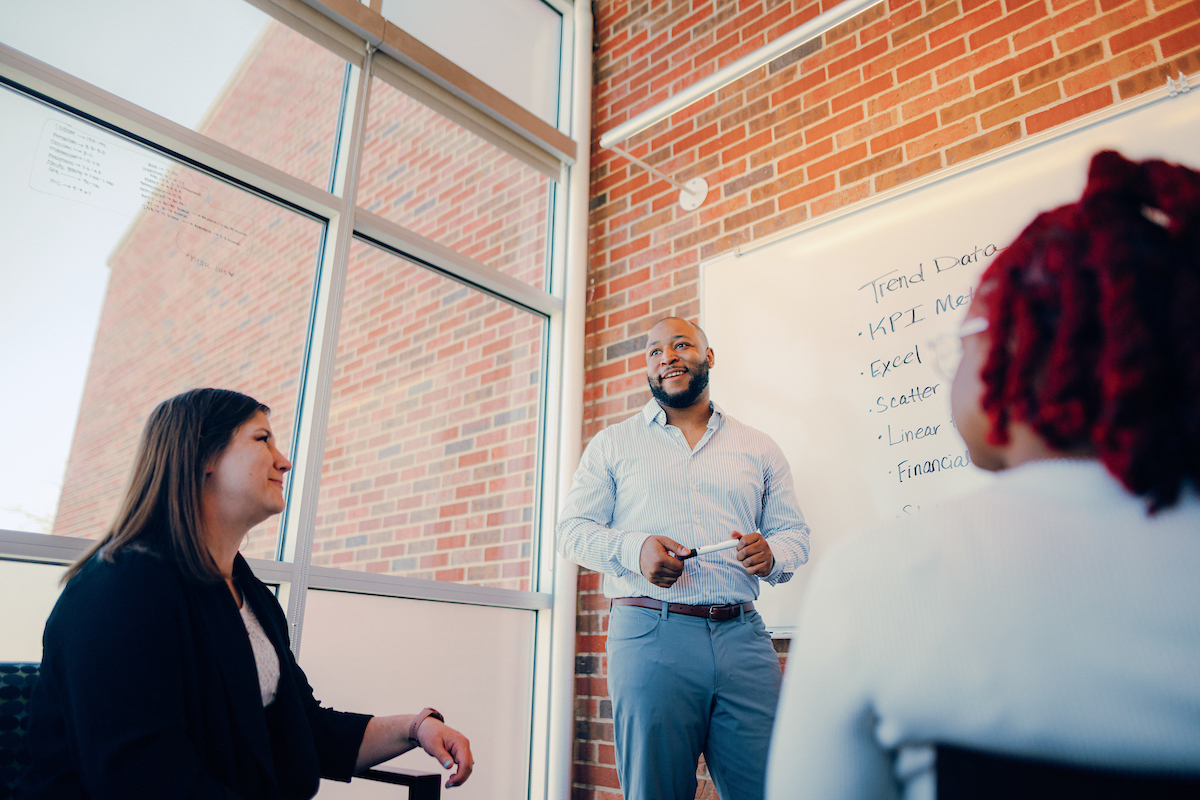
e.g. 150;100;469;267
701;87;1200;634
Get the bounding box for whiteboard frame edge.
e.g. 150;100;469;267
697;250;737;340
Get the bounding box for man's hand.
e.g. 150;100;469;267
733;531;774;577
415;717;474;788
639;535;686;588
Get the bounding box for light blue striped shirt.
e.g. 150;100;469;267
557;400;810;604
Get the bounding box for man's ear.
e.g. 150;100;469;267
706;348;715;368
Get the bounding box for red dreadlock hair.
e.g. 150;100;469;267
976;149;1200;512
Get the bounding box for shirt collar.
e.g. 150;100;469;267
641;399;725;430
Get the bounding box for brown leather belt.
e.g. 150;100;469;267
611;596;753;621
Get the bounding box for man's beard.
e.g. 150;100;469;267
648;362;710;409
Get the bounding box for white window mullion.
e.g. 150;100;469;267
280;47;376;658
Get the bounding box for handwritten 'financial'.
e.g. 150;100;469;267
892;450;973;483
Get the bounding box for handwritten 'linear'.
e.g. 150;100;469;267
858;245;1000;304
879;422;942;445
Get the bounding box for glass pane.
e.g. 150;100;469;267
0;559;65;661
358;78;553;290
0;87;324;560
312;240;544;589
0;5;346;191
300;589;534;800
380;0;562;126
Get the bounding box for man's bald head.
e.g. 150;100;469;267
648;316;709;351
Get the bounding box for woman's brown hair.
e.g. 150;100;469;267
63;388;270;584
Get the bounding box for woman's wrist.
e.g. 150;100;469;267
408;707;444;745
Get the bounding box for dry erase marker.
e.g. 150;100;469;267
677;539;740;560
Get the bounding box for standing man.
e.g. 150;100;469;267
557;316;810;800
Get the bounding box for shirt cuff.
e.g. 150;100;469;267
618;532;652;576
763;552;790;584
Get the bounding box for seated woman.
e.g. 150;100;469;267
766;151;1200;798
18;388;473;799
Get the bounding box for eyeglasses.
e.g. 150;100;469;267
928;316;989;380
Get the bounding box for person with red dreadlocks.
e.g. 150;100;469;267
765;150;1200;799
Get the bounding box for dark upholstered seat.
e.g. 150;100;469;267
937;743;1200;800
0;663;439;799
0;664;38;800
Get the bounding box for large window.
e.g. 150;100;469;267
0;0;577;796
0;87;324;558
314;240;546;588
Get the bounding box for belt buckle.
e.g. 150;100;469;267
707;605;722;620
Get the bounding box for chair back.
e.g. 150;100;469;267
936;743;1200;800
0;663;40;800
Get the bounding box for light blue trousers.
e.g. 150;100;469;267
606;602;783;800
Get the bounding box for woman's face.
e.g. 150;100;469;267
203;411;292;528
950;303;1005;471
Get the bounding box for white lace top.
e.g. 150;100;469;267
239;601;280;706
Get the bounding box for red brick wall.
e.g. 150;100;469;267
311;240;542;589
572;0;1199;796
199;23;346;190
358;78;553;290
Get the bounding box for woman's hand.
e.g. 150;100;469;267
415;717;473;787
355;713;472;787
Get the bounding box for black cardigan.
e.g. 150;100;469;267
18;549;372;799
